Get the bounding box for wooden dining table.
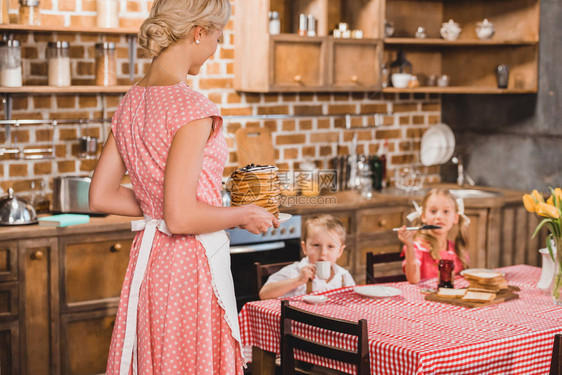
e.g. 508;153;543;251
239;265;562;374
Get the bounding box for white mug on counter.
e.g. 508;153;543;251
315;261;331;280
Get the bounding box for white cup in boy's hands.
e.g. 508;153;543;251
315;261;331;280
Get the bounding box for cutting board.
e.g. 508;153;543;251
424;286;520;308
235;127;276;167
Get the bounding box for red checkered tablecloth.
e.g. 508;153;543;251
239;265;562;374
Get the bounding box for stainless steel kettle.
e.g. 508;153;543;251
0;188;38;225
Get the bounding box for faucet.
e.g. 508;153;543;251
451;156;475;187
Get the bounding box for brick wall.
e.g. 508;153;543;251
0;0;441;203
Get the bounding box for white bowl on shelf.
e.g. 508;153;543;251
391;73;412;88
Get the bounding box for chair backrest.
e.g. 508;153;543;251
254;261;294;292
366;251;407;284
551;334;562;375
280;300;370;375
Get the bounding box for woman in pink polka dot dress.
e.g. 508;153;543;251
89;1;278;374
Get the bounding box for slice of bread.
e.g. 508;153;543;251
462;291;496;303
437;288;467;298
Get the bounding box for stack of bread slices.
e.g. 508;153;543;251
437;270;507;303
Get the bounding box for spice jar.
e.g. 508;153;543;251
18;0;41;26
1;0;9;24
47;41;71;87
96;0;118;28
95;42;117;86
0;40;23;87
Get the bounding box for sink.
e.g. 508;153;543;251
450;189;502;199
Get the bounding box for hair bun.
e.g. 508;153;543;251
139;18;172;58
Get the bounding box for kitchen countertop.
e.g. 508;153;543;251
0;184;525;241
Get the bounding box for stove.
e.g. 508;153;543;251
227;214;302;310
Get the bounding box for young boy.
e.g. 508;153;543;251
259;215;355;299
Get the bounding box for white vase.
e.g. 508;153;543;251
537;247;556;291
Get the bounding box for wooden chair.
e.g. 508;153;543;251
551;334;562;375
254;261;293;292
366;251;407;284
280;300;370;375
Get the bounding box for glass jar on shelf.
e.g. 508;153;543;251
47;41;71;87
18;0;41;26
0;40;23;87
1;0;9;24
95;42;117;86
96;0;119;28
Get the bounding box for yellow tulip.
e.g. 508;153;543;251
532;189;544;203
523;194;536;213
547;196;554;206
536;202;560;218
555;188;562;202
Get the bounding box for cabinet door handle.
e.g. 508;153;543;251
350;75;358;83
293;75;302;83
110;243;122;252
378;219;387;227
31;250;44;260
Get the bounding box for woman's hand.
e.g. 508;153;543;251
397;225;415;245
297;264;316;284
239;204;279;234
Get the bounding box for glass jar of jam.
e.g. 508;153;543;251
438;259;455;288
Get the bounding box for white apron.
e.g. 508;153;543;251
118;216;242;375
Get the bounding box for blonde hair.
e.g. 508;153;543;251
413;189;469;268
138;0;231;58
302;215;346;246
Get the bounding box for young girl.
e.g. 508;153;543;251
397;189;469;284
259;215;355;299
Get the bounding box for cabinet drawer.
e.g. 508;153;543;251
357;209;404;234
0;283;18;319
62;232;134;311
0;241;18;282
332;39;382;90
271;37;326;89
61;309;116;375
357;241;402;267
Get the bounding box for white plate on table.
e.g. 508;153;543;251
354;285;402;298
278;213;292;223
302;295;329;305
460;268;504;278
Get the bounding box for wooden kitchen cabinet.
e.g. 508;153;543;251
235;0;384;92
383;0;540;93
60;232;134;313
235;0;539;94
60;308;117;375
0;320;19;375
18;237;60;375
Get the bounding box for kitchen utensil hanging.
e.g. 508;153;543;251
78;119;99;159
0;121;55;159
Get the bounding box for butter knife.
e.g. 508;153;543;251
392;224;442;231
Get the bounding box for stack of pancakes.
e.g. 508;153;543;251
228;164;280;218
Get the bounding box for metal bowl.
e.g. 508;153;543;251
0;188;38;225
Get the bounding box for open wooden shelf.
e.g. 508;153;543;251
383;86;537;94
0;24;138;35
384;38;539;46
0;85;131;94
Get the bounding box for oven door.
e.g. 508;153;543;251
230;239;301;311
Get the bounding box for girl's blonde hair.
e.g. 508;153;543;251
414;188;469;267
138;0;231;58
302;215;346;246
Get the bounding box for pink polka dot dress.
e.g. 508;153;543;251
106;81;244;374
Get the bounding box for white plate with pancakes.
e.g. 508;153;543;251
278;213;292;223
